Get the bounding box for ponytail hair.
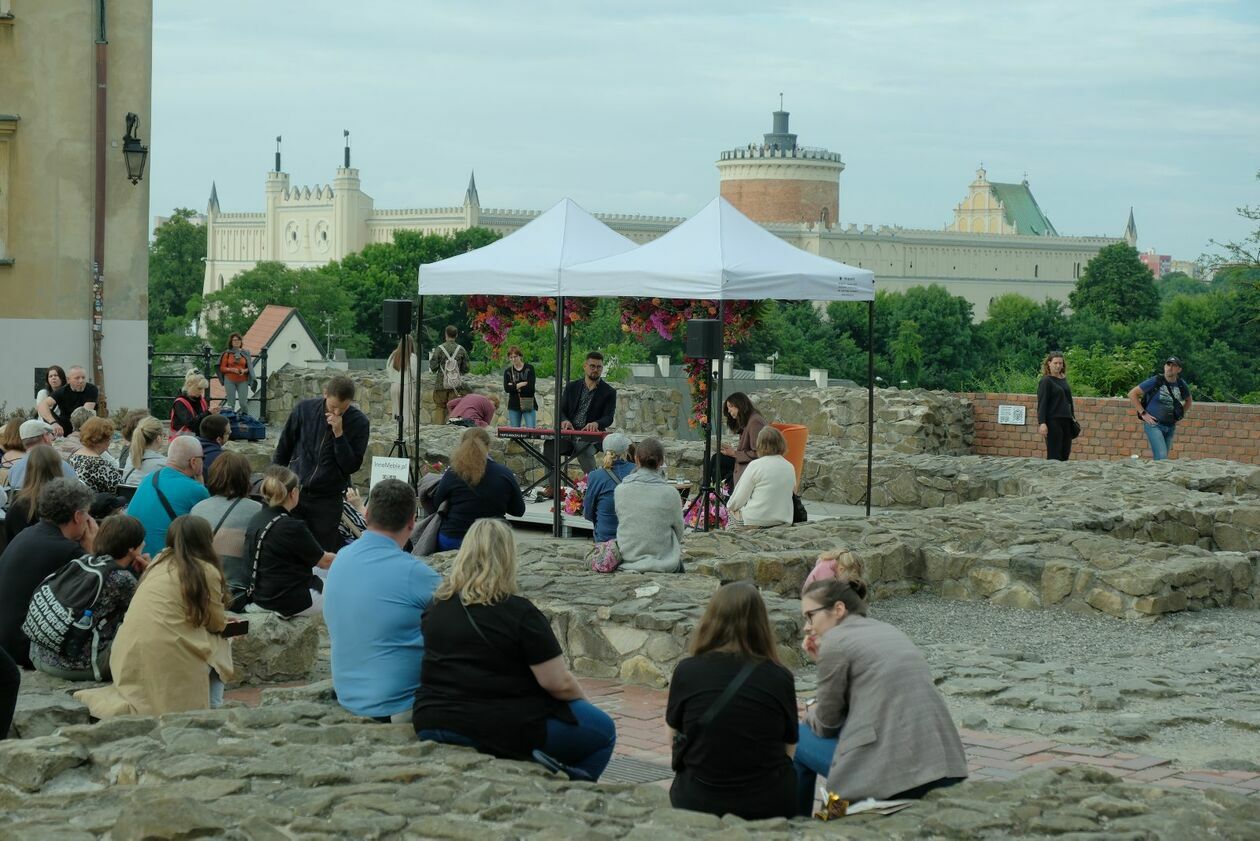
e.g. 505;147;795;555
129;416;164;471
803;578;869;617
260;464;299;508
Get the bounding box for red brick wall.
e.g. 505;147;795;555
720;179;838;226
964;392;1260;463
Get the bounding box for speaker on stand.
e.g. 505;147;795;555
383;299;414;461
682;319;724;531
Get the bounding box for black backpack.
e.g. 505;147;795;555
22;553;120;677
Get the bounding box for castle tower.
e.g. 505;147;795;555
463;171;481;228
715;109;844;228
201;182;221;296
331;164;372;259
1123;208;1137;247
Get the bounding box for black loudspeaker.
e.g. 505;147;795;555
685;319;723;359
382;299;414;334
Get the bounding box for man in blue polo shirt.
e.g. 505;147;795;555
126;435;210;554
324;479;439;721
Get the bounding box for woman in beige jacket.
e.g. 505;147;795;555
76;516;235;717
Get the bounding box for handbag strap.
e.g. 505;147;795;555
211;497;245;536
151;471;179;522
678;660;758;765
460;597;505;656
249;513;286;597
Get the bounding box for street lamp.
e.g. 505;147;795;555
122;112;148;184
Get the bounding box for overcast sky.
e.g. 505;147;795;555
152;0;1259;260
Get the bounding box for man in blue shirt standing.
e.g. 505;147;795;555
1129;356;1193;461
126;436;210;554
324;479;439;722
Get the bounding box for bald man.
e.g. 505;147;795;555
126;435;211;554
37;365;98;437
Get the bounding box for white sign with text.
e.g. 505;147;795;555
370;456;411;487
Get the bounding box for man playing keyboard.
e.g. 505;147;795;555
545;351;617;478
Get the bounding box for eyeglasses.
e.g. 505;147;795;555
803;606;830;626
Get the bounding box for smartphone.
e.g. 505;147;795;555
221;620;250;638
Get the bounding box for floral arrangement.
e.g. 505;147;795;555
551;476;588;516
618;298;763;429
467;296;594;352
684;488;730;530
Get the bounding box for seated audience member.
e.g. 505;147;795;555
446;392;500;427
243;466;335;617
337;487;368;547
126;435;210;555
4;446;65;542
7;419;79;489
794;579;967;814
114;409;150;466
26;514;147;681
716;392;767;490
414;518;617;781
581;432;634;543
37;365;98;438
0;648;17;741
668;582;798;820
196;414;231;480
802;549;864;595
0;479;97;667
90;492;129;521
614;437;684;573
120;417;166;486
74;516;236;717
34;365;67;430
433;427;525;552
325;479;439;721
1;418;26;487
190;453;262;611
54;406;98;458
171;370;217;436
726;426;797;529
68;417;122;494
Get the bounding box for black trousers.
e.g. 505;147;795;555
0;646;19;740
710;453;735;490
1045;417;1073;461
294;490;345;552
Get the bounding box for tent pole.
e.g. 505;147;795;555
866;299;874;517
552;296;565;538
412;295;425;488
712;299;727;529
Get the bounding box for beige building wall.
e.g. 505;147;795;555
0;0;152;413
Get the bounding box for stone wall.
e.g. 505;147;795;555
967;392;1260;464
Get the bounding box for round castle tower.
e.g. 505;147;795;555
716;109;844;228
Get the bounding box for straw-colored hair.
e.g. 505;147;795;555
816;548;864;582
183;370;209;393
129;416;164;470
451;426;491;486
260;464;299;507
435;518;518;606
755;425;787;458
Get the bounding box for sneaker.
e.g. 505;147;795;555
531;749;594;782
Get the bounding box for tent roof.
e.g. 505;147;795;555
562;197;874;301
418;198;636;296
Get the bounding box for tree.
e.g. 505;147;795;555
1157;271;1207;303
1069;243;1159;324
977;294;1070;373
1204;169;1260;271
890;319;924;385
148;208;207;342
888;285;978;389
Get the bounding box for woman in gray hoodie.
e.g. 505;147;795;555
613;438;684;573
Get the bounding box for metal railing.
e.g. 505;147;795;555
147;345;268;419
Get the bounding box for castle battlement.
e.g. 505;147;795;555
370;206;464;218
278;184;334;203
718;146;843;163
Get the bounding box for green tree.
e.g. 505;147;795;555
977;294;1070;373
889;285;978;389
1069;243;1159;324
890;319;924;385
1063;342;1158;397
1157;271;1206;303
148;208;207;346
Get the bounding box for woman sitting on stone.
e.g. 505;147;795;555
667;582;798;820
120;416;166;487
0;418;26;487
793;578;967;814
75;515;236;716
68;417;122;494
581;432;634;544
4;446;63;541
414;518;617;781
28;514;147;681
726;426;797;529
613;437;684;573
432;426;525;552
243;465;335;617
716;392;767;490
190;452;262;611
114;409;150;466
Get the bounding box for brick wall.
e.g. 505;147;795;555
719;179;838;226
965;392;1260;463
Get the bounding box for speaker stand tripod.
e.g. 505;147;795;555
387;344;410;460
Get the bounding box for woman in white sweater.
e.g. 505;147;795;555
727;426;796;528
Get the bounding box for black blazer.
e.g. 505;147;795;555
559;379;617;430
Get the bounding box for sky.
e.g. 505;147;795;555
151;0;1259;260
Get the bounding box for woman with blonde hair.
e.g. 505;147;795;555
387;334;418;434
727;426;797;529
242;465;335;616
171;370;218;436
121;416;165;486
4;446;63;541
1037;351;1076;461
413;518;617;781
74;515;237;716
67;417;121;494
667;582;798;819
432;427;524;552
581;432;634;543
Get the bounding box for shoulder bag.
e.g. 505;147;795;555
587;468;625;572
671;660;758;773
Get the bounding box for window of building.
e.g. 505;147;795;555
1034;264;1039;278
0;116;15;264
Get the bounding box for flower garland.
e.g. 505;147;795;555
467;296;593;352
618;298;762;429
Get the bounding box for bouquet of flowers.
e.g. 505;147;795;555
684;489;730;530
551;476;587;516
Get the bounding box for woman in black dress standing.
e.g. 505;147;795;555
1037;351;1076;461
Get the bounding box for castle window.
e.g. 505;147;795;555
1034;264;1039;278
321;230;327;241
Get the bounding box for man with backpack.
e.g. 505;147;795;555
428;325;469;425
1129;356;1193;461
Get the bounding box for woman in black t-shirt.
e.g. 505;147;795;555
243;466;335;617
413;518;616;781
666;582;798;820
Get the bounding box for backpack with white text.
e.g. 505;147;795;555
22;554;120;671
439;344;464;391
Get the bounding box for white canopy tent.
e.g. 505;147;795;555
417;196;879;535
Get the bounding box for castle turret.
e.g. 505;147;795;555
716;108;844;228
332;164;372;259
1123;207;1137;247
463;171;480;227
202;182;222;296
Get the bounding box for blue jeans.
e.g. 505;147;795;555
419;699;617;781
793;723;837;816
436;531;463;552
1144;422;1176;460
508;408;537;429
